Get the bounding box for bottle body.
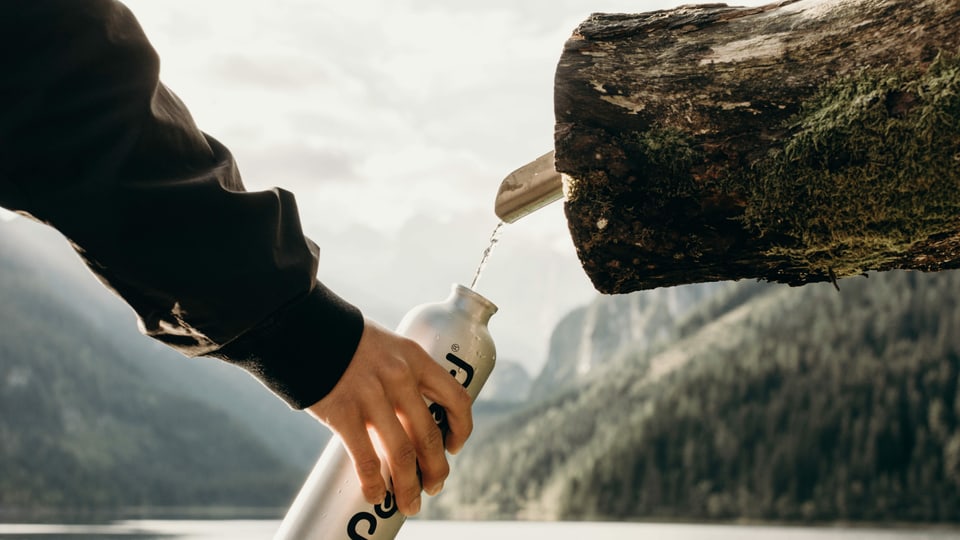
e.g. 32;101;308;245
274;284;497;540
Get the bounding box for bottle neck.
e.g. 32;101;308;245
449;284;498;324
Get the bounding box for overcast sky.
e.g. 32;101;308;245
6;1;769;376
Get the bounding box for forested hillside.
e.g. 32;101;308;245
429;271;960;523
0;221;308;511
0;219;331;471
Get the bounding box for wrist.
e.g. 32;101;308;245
209;283;364;409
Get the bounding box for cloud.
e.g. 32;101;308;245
236;142;360;189
210;54;336;90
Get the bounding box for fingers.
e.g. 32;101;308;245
306;318;477;516
374;345;448;512
373;403;426;515
418;358;474;455
393;383;449;497
316;385;430;515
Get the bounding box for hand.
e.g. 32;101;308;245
305;318;473;516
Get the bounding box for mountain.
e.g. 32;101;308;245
427;271;960;523
0;218;330;471
0;218;325;510
481;359;532;403
528;282;723;401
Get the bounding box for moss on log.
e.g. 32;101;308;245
554;0;960;294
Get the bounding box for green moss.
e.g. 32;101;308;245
631;128;699;176
567;127;702;250
742;52;960;277
624;127;700;197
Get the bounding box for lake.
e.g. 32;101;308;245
0;520;959;540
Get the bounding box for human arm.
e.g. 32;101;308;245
0;0;358;408
0;0;469;514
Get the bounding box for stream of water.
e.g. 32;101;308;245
469;222;505;291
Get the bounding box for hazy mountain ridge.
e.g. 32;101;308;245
429;272;960;523
482;359;532;403
528;282;724;401
0;219;332;470
0;256;299;509
0;220;329;509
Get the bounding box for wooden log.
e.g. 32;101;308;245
554;0;960;294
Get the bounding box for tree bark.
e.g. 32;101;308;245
554;0;960;294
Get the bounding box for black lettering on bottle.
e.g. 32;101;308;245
445;353;474;388
375;490;399;519
429;402;449;437
347;490;398;539
429;353;474;438
347;512;377;540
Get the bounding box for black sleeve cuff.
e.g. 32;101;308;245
208;282;365;409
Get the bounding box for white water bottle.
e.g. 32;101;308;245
274;284;498;540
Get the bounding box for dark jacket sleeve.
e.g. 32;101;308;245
0;0;364;409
